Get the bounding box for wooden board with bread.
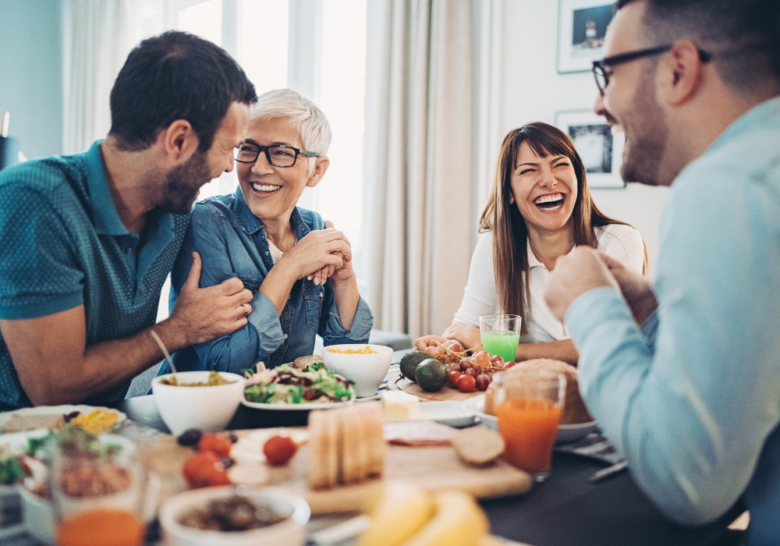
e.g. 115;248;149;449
142;403;533;516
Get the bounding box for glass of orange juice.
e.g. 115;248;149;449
494;368;566;482
49;432;147;546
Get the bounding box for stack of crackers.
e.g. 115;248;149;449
308;402;386;489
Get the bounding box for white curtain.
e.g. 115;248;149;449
62;0;140;154
363;0;485;339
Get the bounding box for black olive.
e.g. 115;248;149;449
228;432;239;444
221;457;235;469
177;428;203;446
64;411;81;423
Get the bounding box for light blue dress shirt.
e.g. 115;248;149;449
566;96;780;545
161;188;373;376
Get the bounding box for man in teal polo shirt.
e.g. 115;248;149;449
0;31;258;410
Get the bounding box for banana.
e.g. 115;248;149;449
357;481;435;546
401;489;489;546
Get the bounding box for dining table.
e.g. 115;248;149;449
106;350;745;546
2;350;744;546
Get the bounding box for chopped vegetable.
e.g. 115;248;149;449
244;363;354;405
327;346;377;354
69;408;119;434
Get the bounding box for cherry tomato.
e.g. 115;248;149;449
425;346;443;358
447;371;462;388
457;374;476;393
183;451;230;488
198;433;233;458
476;374;491;391
263;435;298;465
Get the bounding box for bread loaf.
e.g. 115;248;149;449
485;359;593;424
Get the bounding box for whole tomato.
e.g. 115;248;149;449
263;435;297;465
198;433;233;458
183;451;230;488
447;370;462;388
457;374;476;393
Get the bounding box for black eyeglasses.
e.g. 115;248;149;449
592;45;712;95
234;143;319;168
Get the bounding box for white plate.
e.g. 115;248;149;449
241;395;356;411
387;401;476;428
461;394;598;444
0;405;127;433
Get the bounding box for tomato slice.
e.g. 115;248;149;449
263;435;298;465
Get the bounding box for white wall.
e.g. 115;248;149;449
499;0;668;271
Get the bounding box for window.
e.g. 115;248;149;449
141;0;368;320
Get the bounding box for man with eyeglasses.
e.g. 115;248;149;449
0;32;258;410
158;88;372;377
544;0;780;542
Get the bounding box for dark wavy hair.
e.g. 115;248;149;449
479;122;645;334
109;31;257;152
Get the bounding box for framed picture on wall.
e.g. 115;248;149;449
557;0;616;73
555;109;626;189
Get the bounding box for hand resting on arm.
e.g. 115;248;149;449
1;252;252;406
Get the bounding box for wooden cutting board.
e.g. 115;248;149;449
144;428;532;516
386;367;485;402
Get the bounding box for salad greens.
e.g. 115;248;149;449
244;363;354;404
0;446;25;485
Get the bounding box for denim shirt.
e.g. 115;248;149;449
160;188;373;375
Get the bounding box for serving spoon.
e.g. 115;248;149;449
150;330;179;386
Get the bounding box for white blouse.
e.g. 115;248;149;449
452;224;645;343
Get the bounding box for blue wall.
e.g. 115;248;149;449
0;0;63;159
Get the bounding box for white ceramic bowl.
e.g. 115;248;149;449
152;372;245;435
159;486;310;546
321;344;394;397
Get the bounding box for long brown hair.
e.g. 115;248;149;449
479;122;644;334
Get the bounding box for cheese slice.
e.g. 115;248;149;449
381;391;421;420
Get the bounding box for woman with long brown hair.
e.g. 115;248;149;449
416;122;645;364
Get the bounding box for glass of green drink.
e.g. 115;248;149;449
479;314;521;362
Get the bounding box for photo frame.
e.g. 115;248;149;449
557;0;616;74
555;110;626;189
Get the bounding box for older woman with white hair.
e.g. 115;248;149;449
160;89;373;375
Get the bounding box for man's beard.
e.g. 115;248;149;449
160;151;212;214
619;67;669;186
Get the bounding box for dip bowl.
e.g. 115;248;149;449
152;371;245;435
159;486;310;546
321;344;394;397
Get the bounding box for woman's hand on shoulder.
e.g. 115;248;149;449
442;323;482;351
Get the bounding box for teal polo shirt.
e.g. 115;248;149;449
0;140;190;410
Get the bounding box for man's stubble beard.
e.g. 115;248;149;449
619;66;670;186
160;150;212;214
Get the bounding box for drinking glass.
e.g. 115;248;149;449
479;314;521;362
493;368;566;482
49;435;147;546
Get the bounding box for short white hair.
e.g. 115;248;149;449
250;89;332;155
